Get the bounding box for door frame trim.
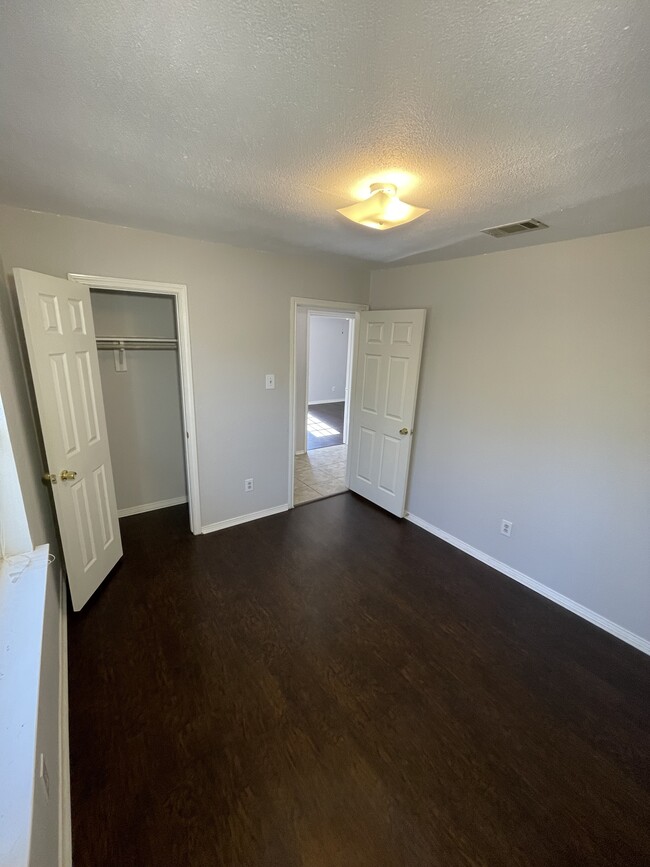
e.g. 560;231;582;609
288;297;368;509
68;273;202;535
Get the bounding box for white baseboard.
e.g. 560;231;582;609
405;513;650;657
58;568;72;867
202;504;289;535
117;495;188;518
308;399;345;405
295;450;306;456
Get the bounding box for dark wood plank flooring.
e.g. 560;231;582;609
68;496;650;866
307;401;345;450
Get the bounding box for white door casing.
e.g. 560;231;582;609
348;309;426;517
68;272;202;536
342;316;355;446
15;268;122;610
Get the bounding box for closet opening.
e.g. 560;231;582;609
79;276;200;534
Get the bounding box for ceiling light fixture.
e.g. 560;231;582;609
337;182;429;230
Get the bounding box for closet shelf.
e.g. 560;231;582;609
96;335;178;350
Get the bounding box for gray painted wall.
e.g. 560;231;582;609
308;316;349;403
0;204;369;527
90;290;186;512
370;227;650;644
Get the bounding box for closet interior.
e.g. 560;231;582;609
90;289;188;521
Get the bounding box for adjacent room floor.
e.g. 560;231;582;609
306;400;345;450
68;498;650;866
294;443;347;504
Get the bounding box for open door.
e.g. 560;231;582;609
15;268;123;610
348;309;426;517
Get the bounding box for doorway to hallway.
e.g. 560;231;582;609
289;298;367;508
295;311;352;503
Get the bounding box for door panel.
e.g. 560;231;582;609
366;320;384;343
361;354;381;413
356;427;375;483
348;309;426;517
76;350;101;444
378;435;400;494
385;355;408;419
93;464;115;549
15;268;122;610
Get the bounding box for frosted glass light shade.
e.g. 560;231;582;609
337;183;428;230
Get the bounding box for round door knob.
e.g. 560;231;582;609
399;427;409;435
60;469;77;481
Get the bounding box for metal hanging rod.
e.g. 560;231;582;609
95;335;178;350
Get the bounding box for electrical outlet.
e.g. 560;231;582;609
39;753;50;800
244;478;254;492
500;519;512;537
331;385;336;392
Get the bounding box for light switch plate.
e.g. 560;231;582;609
265;374;275;390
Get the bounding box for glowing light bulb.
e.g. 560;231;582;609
337;182;428;230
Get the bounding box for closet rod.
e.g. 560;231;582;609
96;336;177;344
95;335;178;350
96;345;177;350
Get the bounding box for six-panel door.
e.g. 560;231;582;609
15;268;122;610
348;309;426;517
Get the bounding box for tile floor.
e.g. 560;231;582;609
294;444;348;504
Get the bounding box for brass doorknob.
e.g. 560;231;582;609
60;469;77;481
42;472;57;485
399;427;409;435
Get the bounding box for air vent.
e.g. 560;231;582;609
481;218;549;239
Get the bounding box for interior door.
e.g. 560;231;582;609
348;309;426;517
15;268;122;610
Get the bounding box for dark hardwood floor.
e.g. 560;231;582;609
307;401;345;450
68;497;650;866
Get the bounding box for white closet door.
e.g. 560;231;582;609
15;268;122;610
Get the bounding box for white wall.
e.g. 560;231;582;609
90;290;186;512
0;205;369;529
308;316;349;403
28;560;66;867
0;392;31;555
370;227;650;646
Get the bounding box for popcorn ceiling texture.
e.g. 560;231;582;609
0;0;648;265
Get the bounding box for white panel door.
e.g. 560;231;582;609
15;268;122;610
348;309;426;517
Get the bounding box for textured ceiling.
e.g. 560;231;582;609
1;0;649;266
